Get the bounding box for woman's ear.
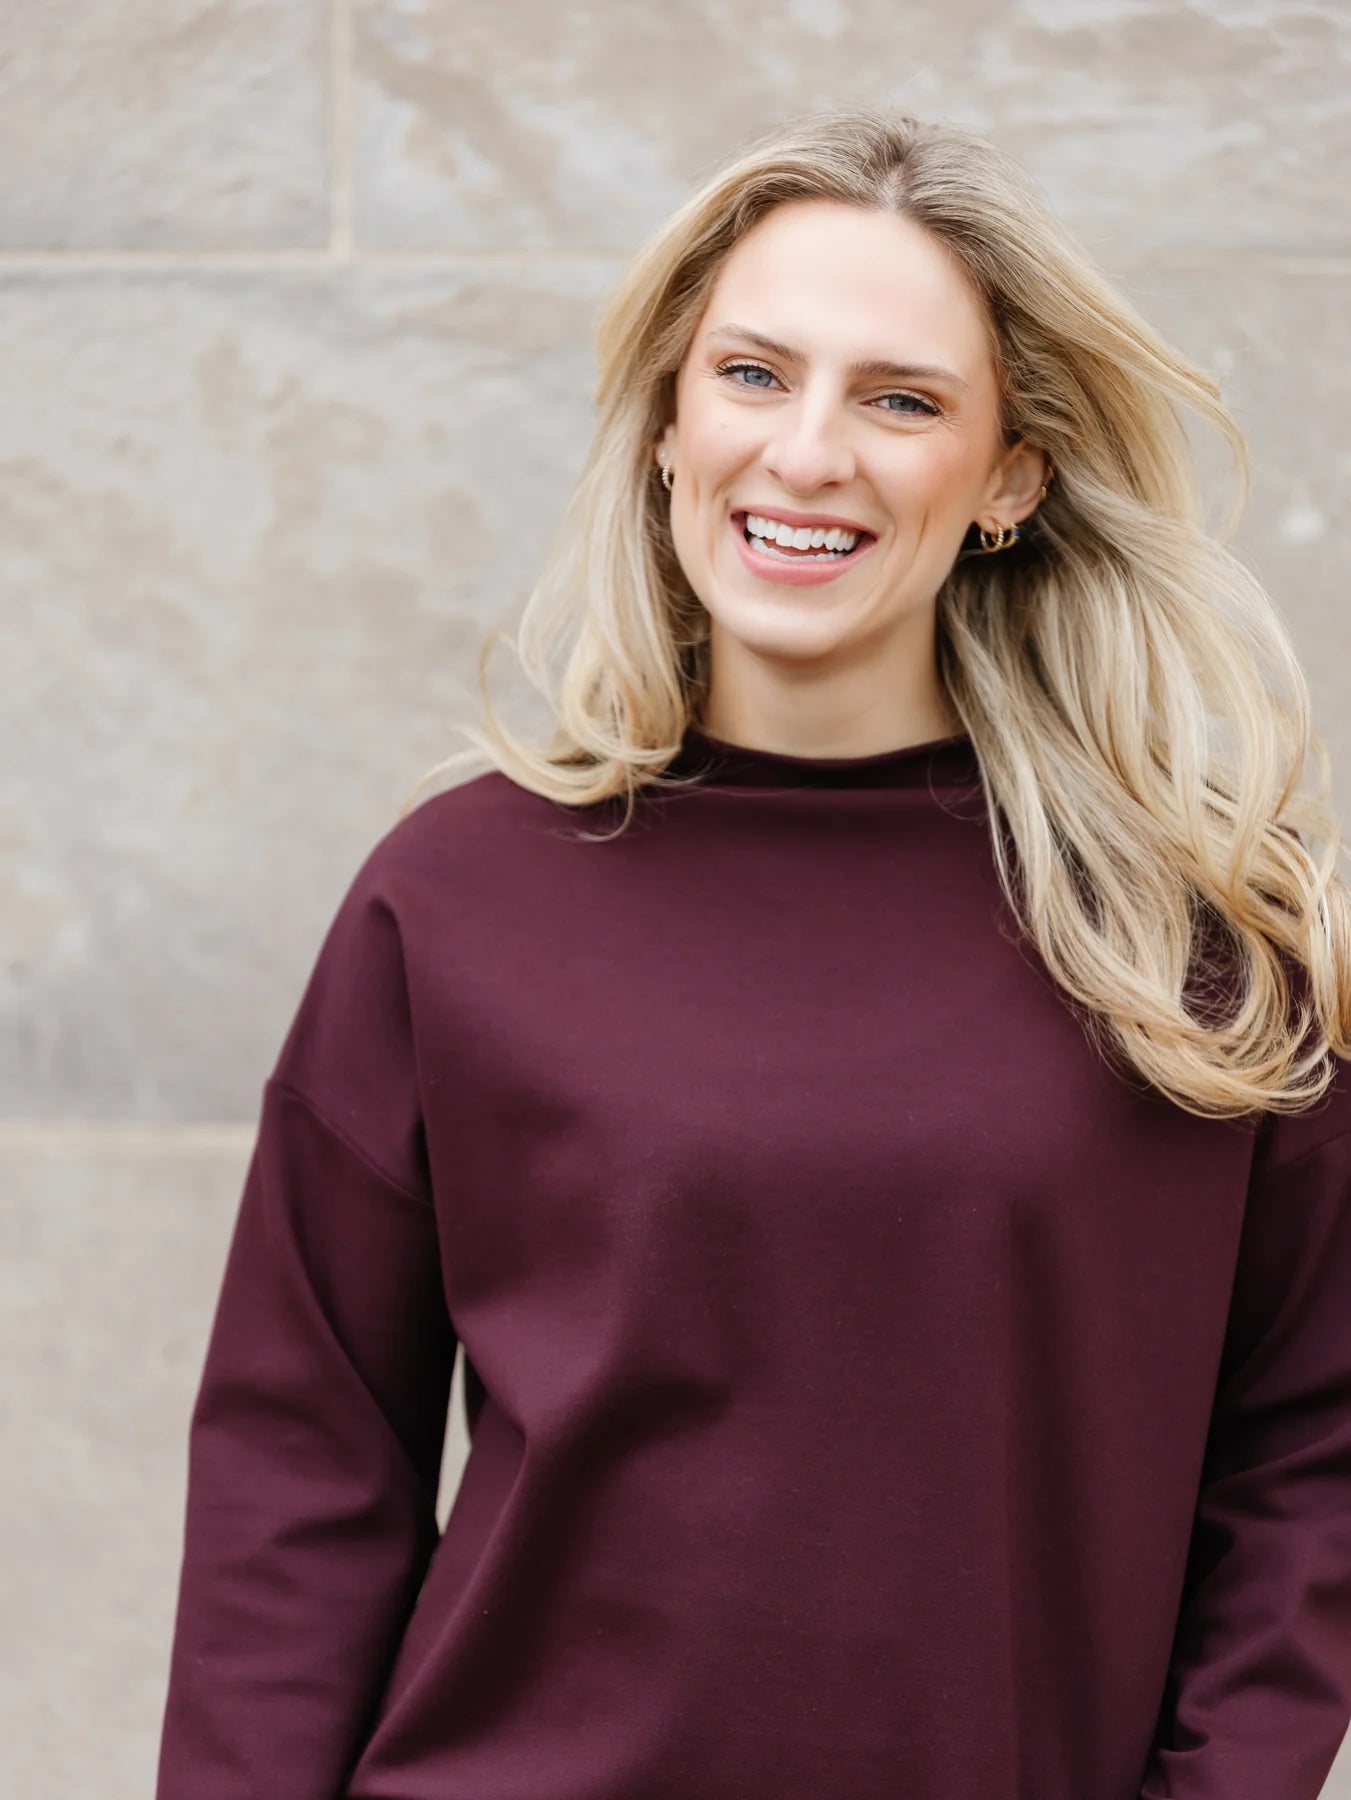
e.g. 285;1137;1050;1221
981;440;1053;527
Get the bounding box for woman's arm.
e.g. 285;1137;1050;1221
156;843;457;1800
1139;1112;1351;1799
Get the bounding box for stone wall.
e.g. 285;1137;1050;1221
4;3;1349;1793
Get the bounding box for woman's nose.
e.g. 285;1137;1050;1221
761;409;857;494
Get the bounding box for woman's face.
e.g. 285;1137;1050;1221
657;200;1047;711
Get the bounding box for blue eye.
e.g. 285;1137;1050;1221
878;392;941;418
715;359;940;418
720;360;776;389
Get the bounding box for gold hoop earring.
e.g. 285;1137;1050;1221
977;522;1019;553
660;460;674;493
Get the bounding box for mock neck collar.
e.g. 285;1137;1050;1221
667;723;980;791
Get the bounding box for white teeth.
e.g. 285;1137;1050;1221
745;512;860;553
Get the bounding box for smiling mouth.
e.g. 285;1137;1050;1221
732;511;876;562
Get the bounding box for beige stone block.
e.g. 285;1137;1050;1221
1;260;615;1120
1110;257;1351;779
0;1128;470;1799
0;1;329;249
1;1127;247;1795
351;0;1350;253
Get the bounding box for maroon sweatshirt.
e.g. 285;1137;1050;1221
157;724;1351;1800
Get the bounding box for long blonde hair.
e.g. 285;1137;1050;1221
398;105;1351;1123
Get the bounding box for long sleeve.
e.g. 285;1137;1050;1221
156;849;458;1799
1140;1114;1351;1799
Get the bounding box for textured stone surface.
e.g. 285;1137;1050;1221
352;0;1351;253
1111;257;1351;773
0;1128;471;1797
2;260;613;1120
1;1129;246;1796
0;1;330;249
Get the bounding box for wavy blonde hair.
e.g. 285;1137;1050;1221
397;105;1351;1123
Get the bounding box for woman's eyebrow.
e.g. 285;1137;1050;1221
706;323;970;392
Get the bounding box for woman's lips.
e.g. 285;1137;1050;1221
729;511;877;587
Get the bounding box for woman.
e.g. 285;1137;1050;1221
157;109;1351;1800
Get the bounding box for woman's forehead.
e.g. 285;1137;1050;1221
691;206;997;391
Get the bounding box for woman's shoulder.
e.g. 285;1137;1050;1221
360;765;578;889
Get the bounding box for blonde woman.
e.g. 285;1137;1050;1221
158;109;1351;1800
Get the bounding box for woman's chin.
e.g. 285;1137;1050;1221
702;594;862;661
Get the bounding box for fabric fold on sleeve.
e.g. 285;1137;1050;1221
155;1077;457;1800
1139;1124;1351;1799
